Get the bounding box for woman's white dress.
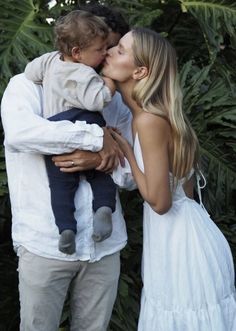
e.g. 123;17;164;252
134;135;236;331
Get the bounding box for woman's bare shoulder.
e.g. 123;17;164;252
135;111;171;137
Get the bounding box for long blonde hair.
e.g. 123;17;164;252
131;28;199;180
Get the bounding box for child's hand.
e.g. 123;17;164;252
103;77;116;96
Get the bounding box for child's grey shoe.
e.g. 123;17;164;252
59;229;76;255
92;206;112;242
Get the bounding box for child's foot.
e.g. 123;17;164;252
59;229;76;254
92;207;112;242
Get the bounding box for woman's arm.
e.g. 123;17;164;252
112;113;172;214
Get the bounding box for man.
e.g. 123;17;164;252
1;5;133;331
78;3;129;49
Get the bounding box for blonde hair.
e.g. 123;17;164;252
131;28;199;180
54;10;109;56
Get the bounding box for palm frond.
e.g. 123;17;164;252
200;138;236;216
180;0;236;57
180;60;212;116
106;0;164;27
0;0;53;97
180;60;236;217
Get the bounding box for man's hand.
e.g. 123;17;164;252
52;128;124;173
52;150;101;172
96;127;124;172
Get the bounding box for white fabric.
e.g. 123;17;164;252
1;73;134;262
18;247;120;331
25;51;112;118
112;157;136;190
133;135;236;331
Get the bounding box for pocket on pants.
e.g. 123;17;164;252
17;246;34;273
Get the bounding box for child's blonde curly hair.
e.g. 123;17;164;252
54;10;109;56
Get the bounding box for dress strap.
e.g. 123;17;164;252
196;170;206;207
196;170;210;216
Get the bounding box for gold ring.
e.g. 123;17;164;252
71;161;75;167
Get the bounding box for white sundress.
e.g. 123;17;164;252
134;134;236;331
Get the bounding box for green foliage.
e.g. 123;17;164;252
0;243;19;331
179;60;236;218
0;196;19;331
109;190;143;330
180;0;236;55
0;147;8;197
104;0;164;27
0;0;235;330
0;0;53;98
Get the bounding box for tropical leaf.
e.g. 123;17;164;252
200;137;236;215
0;0;53;97
106;0;163;27
0;140;8;196
179;0;236;57
170;18;206;62
180;60;212;116
180;60;236;218
108;189;143;331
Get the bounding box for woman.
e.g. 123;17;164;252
102;28;236;330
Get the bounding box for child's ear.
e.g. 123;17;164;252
71;46;81;62
133;66;148;80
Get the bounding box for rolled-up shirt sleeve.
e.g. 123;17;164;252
1;74;104;155
112;158;137;191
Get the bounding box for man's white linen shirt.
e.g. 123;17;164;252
1;73;134;262
24;51;112;118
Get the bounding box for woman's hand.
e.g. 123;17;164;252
96;127;125;172
52;150;101;173
108;129;133;159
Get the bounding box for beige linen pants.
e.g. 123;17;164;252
17;247;120;331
